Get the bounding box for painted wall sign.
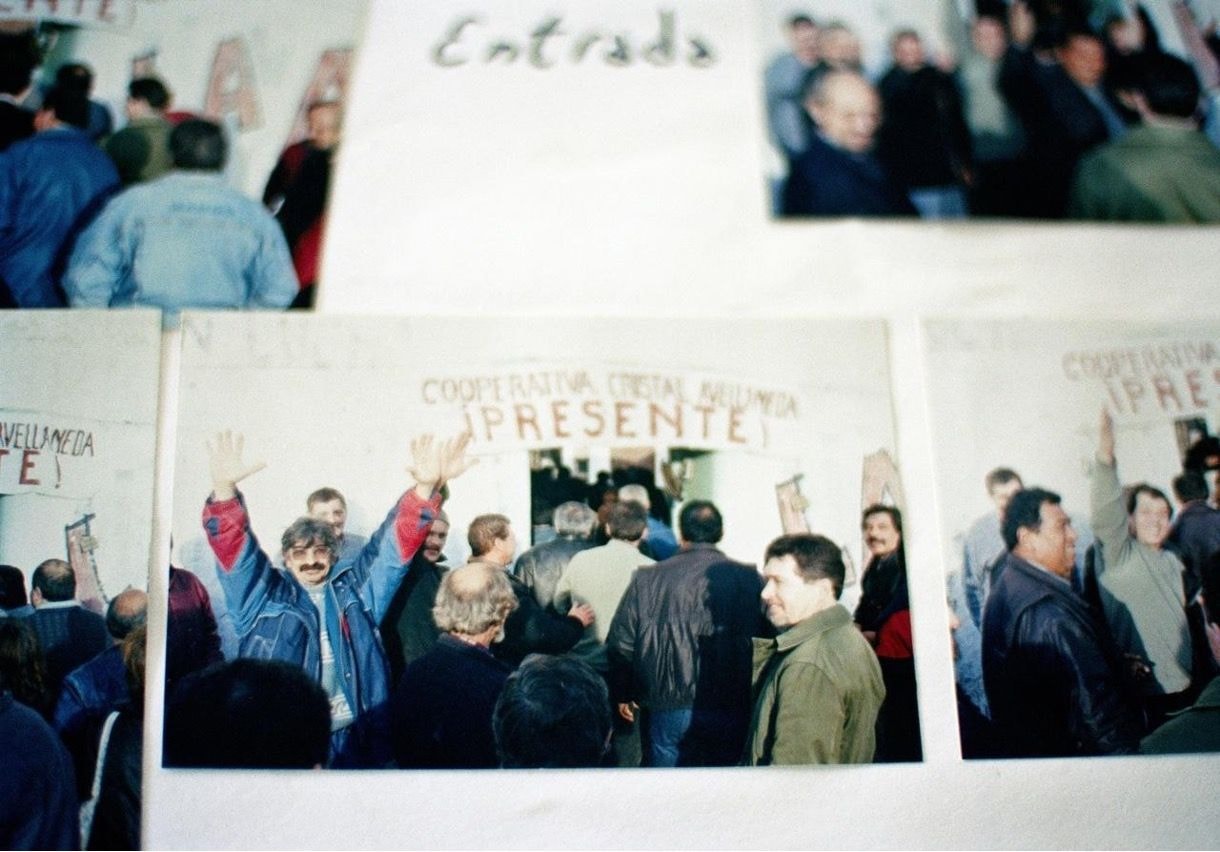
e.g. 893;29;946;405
1062;338;1220;416
418;366;800;452
0;416;97;494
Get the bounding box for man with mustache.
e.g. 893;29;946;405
854;504;921;761
201;431;474;767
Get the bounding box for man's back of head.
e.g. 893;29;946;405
553;500;596;538
678;500;723;545
493;654;611;768
105;588;148;640
0;32;38;98
0;565;28;610
169;118;226;171
165;658;331;768
606;500;648;542
31;559;75;604
1132;53;1201;120
127;77;171;114
37;86;90;130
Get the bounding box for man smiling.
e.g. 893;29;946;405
744;534;883;765
201;430;474;767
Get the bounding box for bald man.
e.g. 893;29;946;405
780;70;916;218
29;559;110;704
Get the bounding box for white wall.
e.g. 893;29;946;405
168;313;895;582
926;319;1219;575
0;311;161;595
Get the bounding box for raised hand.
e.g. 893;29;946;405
408;431;479;497
439;431;477;483
206;431;267;500
1098;407;1116;464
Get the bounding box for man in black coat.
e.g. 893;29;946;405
28;559;109;708
391;563;517;769
983;487;1142;757
781;70;917;218
606;500;769;767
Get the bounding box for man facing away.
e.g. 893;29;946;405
515;500;597;609
391;562;517;768
606;500;769;767
0;85;118;307
200;430;474;767
64;118;298;326
28;558;110;707
103;76;174;186
983;487;1141;757
745;533;884;765
465;513;594;667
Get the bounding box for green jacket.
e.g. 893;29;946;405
1140;677;1220;755
744;604;884;765
1069;125;1220;223
104;116;173;186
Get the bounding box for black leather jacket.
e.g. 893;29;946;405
605;544;768;712
983;554;1142;757
515;535;596;609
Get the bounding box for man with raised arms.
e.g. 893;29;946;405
201;430;475;767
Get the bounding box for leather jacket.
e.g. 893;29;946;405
983;553;1142;757
605;544;768;712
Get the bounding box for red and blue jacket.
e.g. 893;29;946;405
202;487;441;766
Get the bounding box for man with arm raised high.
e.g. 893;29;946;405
200;430;475;767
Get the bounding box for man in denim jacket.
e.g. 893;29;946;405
201;431;475;767
65;119;297;326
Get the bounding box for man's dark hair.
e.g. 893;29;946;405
493;654;611;769
105;589;148;640
55;62;94;94
861;503;903;534
1184;435;1220;472
39;85;90;129
1173;470;1209;504
306;486;346;510
1134;53;1200;119
0;32;39;97
164;658;331;768
678;500;723;544
128;76;170;110
0;565;27;610
169;118;227;170
1126;483;1173;518
1002;487;1061;551
31;559;75;602
606;500;648;541
279;516;339;560
764;533;846;599
984;467;1022;493
789;14;815;29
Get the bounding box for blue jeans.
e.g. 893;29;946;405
643;708;693;768
908;185;968;220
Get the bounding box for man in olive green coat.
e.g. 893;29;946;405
744;534;885;765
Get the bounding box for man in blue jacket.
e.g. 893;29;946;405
200;430;475;767
0;85;118;307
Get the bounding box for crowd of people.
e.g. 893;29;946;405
146;430;920;775
951;412;1220;758
0;31;340;318
767;0;1220;221
6;425;931;835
